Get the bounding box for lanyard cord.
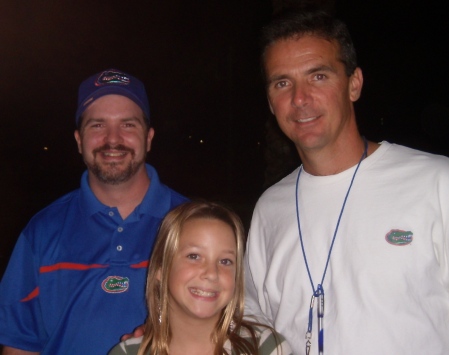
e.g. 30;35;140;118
295;137;368;354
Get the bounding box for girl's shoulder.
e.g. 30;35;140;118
238;324;293;355
108;336;144;355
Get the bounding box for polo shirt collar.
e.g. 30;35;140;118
79;164;169;218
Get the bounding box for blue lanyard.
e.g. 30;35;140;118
295;138;367;355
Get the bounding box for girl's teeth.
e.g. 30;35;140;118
190;288;216;297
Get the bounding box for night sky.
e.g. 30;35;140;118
1;0;448;277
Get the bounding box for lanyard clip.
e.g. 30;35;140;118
306;332;312;355
305;293;315;355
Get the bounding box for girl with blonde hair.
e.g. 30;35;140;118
109;201;291;355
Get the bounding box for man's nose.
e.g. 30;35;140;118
292;84;311;108
105;126;123;144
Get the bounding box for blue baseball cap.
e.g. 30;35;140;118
76;69;150;125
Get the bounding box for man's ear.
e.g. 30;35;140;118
74;130;82;154
349;67;363;102
146;128;155;153
267;95;275;115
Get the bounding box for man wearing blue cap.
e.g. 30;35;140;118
0;69;188;354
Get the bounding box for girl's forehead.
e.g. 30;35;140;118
178;218;237;249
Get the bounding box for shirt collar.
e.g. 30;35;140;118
79;164;170;218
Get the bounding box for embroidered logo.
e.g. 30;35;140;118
102;276;129;293
385;229;413;246
96;69;130;87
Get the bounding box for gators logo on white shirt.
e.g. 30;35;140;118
385;229;413;246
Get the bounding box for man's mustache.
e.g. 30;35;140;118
93;144;134;154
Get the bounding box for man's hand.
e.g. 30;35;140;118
120;325;145;341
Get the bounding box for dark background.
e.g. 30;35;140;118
1;0;449;279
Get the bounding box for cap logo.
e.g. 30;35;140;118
96;70;130;87
385;229;413;246
102;275;129;293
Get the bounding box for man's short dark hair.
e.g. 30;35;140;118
260;10;357;77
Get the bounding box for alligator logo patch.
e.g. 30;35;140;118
96;69;130;87
102;276;129;293
385;229;413;246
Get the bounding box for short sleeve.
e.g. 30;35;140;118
0;232;45;350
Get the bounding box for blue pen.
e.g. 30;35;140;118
318;292;324;355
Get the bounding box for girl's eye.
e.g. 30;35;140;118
220;259;233;266
187;254;199;260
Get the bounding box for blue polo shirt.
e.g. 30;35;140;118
0;164;188;354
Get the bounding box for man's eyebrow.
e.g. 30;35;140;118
305;65;336;75
267;64;338;86
120;116;147;127
267;74;290;86
120;116;142;122
84;116;143;124
83;117;104;126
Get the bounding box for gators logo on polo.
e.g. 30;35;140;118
96;69;130;86
102;276;130;293
385;229;413;246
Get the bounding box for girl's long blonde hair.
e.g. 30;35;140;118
137;201;262;355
